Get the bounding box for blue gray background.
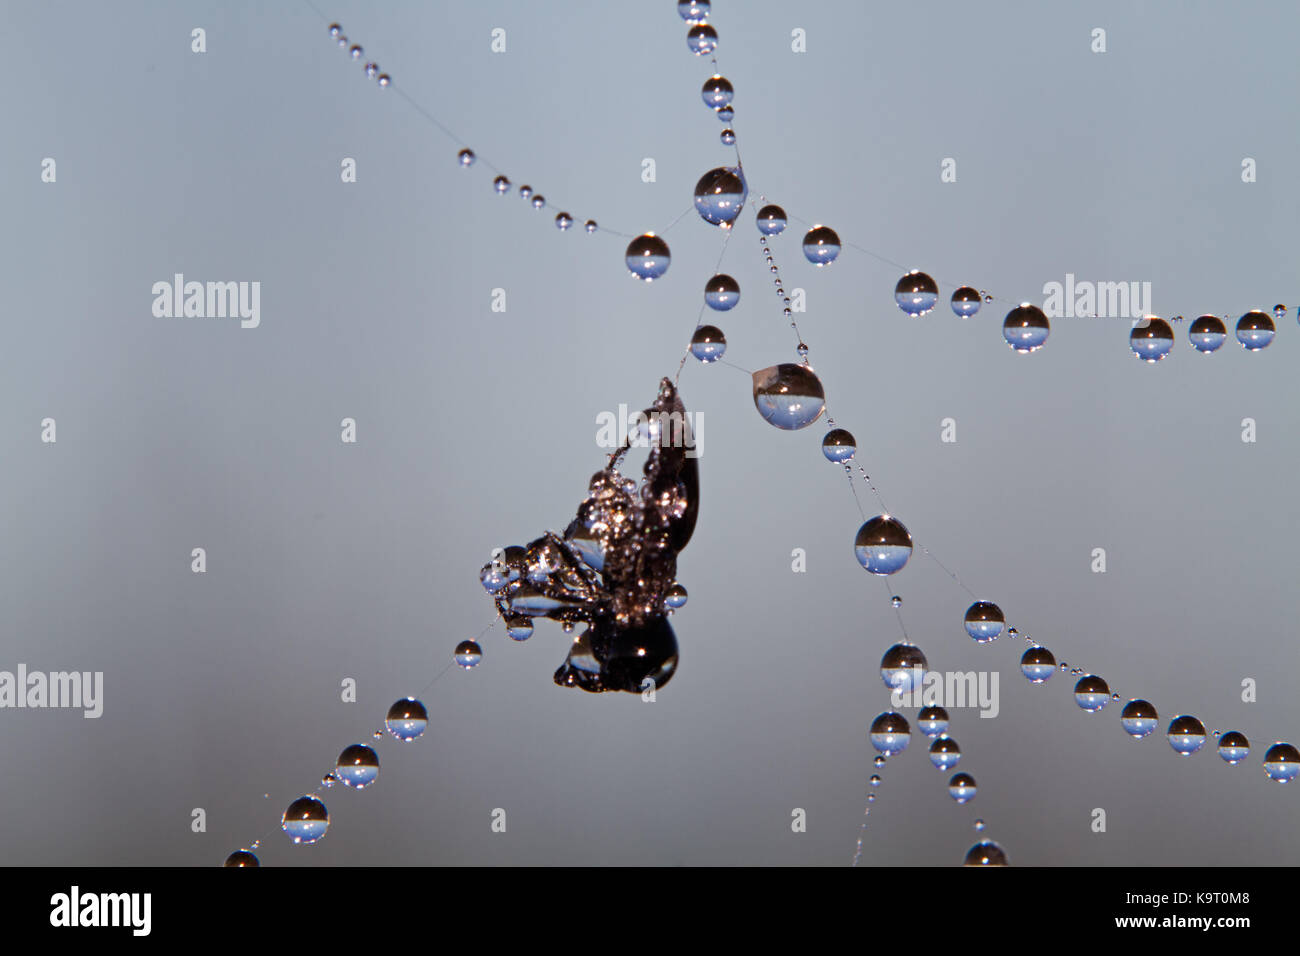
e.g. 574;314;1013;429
2;0;1298;865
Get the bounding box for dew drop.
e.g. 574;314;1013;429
890;595;902;608
506;615;534;641
756;205;787;236
973;819;986;832
690;325;727;363
1130;317;1174;362
457;148;475;167
917;706;949;737
555;212;573;231
321;773;335;788
929;736;962;771
584;219;598;233
281;795;329;845
492;175;510;194
869;774;881;787
701;74;733;109
894;271;939;316
530;195;545;209
821;428;857;462
1188;314;1226;353
949;773;977;804
951;286;982;318
704;273;740;310
385;697;428;742
455;640;483;668
854;515;912;575
335;744;380;790
963;840;1006;865
364;62;379;78
880;642;927;692
1236;310;1275;350
625;234;671;280
686;23;719;55
720;128;736;146
349;44;363;60
377;74;391;87
964;601;1004;643
801;225;841;266
715;105;734;122
1074;675;1111;712
1003;304;1051;352
224;849;259;867
519;184;533;199
751;363;826;430
1167;715;1207;755
1020;646;1056;682
664;582;689;609
873;755;886;768
1262;742;1300;782
328;23;342;37
677;0;711;22
1120;699;1159;738
694;167;747;227
1217;731;1250;764
869;712;911;755
1273;303;1287;320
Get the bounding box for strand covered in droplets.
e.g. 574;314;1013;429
226;1;1296;867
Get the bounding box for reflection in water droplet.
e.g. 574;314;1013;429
455;640;483;668
951;286;982;317
664;582;689;609
677;0;711;22
224;849;260;867
704;273;740;311
751;363;826;430
385;698;428;742
689;325;727;363
720;128;736;146
336;744;380;789
1120;699;1159;738
1236;310;1275;350
821;428;856;462
1130;317;1174;362
1167;715;1207;755
869;712;910;755
701;74;733;109
1188;314;1226;353
1074;675;1111;712
625;234;671;280
801;225;841;266
1020;646;1055;682
757;205;787;236
686;23;718;55
929;736;961;771
917;706;949;737
1262;742;1300;782
963;840;1007;865
894;271;939;316
880;642;927;692
949;773;977;804
1217;731;1250;764
853;515;912;575
1003;304;1051;352
281;796;329;845
694;167;747;227
964;601;1004;643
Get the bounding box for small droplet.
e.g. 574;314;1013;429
349;45;363;59
1272;303;1287;320
854;515;912;575
1262;742;1300;782
869;774;881;787
364;62;378;78
701;74;734;109
492;175;510;194
690;325;727;363
1003;303;1051;353
964;601;1004;643
1130;316;1174;363
1020;646;1055;683
963;840;1006;865
1074;675;1111;712
751;363;826;430
686;23;719;55
625;233;671;280
694;167;747;227
704;273;740;311
584;220;598;233
880;642;927;692
801;225;841;266
973;820;986;832
716;105;734;122
1236;310;1275;350
890;595;902;609
951;286;982;318
455;640;483;668
321;773;336;788
1120;699;1159;738
224;849;260;867
664;582;689;609
518;184;533;199
869;712;910;756
328;23;342;38
917;706;949;737
1217;731;1250;764
929;736;962;771
385;698;428;742
530;195;545;209
821;428;856;462
335;744;380;790
720;128;736;146
555;212;573;231
756;205;787;236
1188;315;1226;353
1167;715;1207;756
873;755;886;768
949;773;977;804
377;74;391;87
281;796;329;845
894;270;939;316
506;615;534;641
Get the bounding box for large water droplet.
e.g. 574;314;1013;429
821;428;856;462
1003;304;1051;352
1073;675;1111;712
869;712;910;755
335;744;380;789
281;796;329;844
1217;731;1250;764
704;273;740;310
1020;646;1055;682
756;205;787;236
951;286;982;318
1167;715;1207;755
894;271;939;316
1188;314;1226;353
455;640;483;668
963;841;1007;865
1131;317;1174;362
625;234;671;280
801;225;841;266
506;615;534;641
948;773;977;804
917;706;949;737
854;515;912;575
929;736;961;771
701;74;733;109
751;363;826;430
1120;699;1159;738
964;601;1004;643
690;325;726;363
677;0;711;22
224;849;260;867
880;642;927;692
1263;742;1300;782
1236;310;1275;350
686;22;718;55
385;698;428;742
693;167;747;227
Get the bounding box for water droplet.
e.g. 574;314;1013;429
1167;715;1207;755
1273;303;1288;320
530;194;546;209
1236;310;1275;350
894;270;939;316
455;640;483;668
1003;304;1051;352
555;212;573;231
869;774;881;787
694;167;747;227
880;642;927;692
1120;699;1158;738
457;148;475;167
821;428;856;462
1262;742;1300;782
949;773;977;804
689;325;726;363
349;45;363;60
964;601;1004;643
224;849;260;867
328;23;342;37
377;74;391;87
720;128;736;146
801;225;841;266
336;744;380;789
917;706;949;737
506;615;534;641
584;219;598;233
321;773;336;788
701;74;733;109
854;515;912;575
963;840;1006;865
1074;675;1111;712
751;363;826;430
686;23;718;55
364;62;378;78
481;564;507;594
677;0;711;22
492;175;510;194
1020;646;1056;682
929;736;962;771
890;595;902;608
625;234;671;280
951;286;982;317
1007;627;1018;639
715;105;734;122
1187;314;1226;353
873;755;886;768
519;184;533;200
756;205;787;236
869;712;910;755
1131;317;1174;362
385;698;428;742
1217;731;1250;764
664;583;689;609
974;819;986;832
704;273;740;310
281;795;329;844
